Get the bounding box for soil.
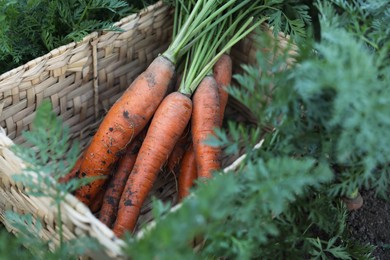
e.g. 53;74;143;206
347;189;390;259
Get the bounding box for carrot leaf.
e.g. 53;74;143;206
9;100;102;257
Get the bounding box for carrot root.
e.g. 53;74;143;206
113;91;193;237
178;144;197;201
166;125;191;173
98;130;145;228
213;54;232;123
74;55;175;206
191;76;222;179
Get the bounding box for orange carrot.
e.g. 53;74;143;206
177;144;197;201
213;53;232;123
72;0;254;207
74;55;175;206
191;76;222;179
89;183;108;213
98;130;145;228
112;91;192;237
164;75;190;173
166;125;190;173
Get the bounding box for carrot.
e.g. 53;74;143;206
342;194;364;211
166;125;190;173
213;53;232;123
74;55;175;206
72;0;234;206
58;154;83;184
98;130;145;228
112;91;192;236
177;144;197;201
173;11;261;182
191;76;222;179
164;76;189;174
174;55;231;200
89;183;108;213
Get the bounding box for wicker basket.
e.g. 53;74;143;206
0;1;294;258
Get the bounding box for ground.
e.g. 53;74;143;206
347;189;390;259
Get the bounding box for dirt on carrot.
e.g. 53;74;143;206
213;53;232;123
98;129;145;228
166;125;191;173
74;55;175;206
112;91;193;237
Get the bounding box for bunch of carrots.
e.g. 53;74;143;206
61;0;267;238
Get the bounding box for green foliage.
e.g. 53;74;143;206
0;227;35;259
258;194;375;259
230;0;390;198
327;0;390;50
0;0;157;74
293;25;390;197
11;100;96;197
4;211;101;259
260;0;313;41
5;100;101;259
122;157;332;259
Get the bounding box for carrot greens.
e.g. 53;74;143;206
8;101;100;259
0;0;155;74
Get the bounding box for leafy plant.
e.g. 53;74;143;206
121;157;332;259
262;0;313;41
6;100;101;259
0;0;158;74
328;0;390;51
0;225;35;259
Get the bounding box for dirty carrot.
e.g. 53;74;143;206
89;182;108;213
112;91;193;236
177;144;197;201
165;77;190;173
175;8;263;180
98;130;145;228
191;76;222;179
110;1;265;235
213;53;232;123
73;0;235;206
74;55;175;206
166;125;191;173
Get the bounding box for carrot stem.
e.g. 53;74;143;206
189;17;268;93
164;0;248;64
163;0;206;63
